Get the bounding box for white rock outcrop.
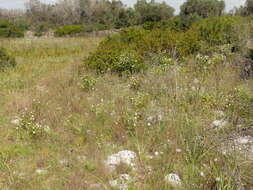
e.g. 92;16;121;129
164;173;182;187
105;150;137;172
211;119;228;129
234;136;253;145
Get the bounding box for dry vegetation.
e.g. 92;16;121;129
0;36;252;190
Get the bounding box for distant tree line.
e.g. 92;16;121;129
23;0;175;28
232;0;253;16
1;0;253;36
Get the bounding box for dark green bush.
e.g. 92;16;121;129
192;16;246;46
83;25;201;75
54;24;111;37
55;25;84;37
87;23;110;32
142;16;195;31
0;48;16;71
83;16;247;75
84;48;145;75
0;21;24;38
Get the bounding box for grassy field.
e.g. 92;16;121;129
0;37;252;190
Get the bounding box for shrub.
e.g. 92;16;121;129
0;21;24;38
80;75;97;91
226;87;253;125
0;48;16;72
54;25;84;37
54;24;111;37
84;49;145;75
142;16;194;31
195;53;226;73
83;25;202;75
112;51;146;75
84;16;246;75
192;16;246;46
151;52;175;66
87;23;110;32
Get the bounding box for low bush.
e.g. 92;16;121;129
80;75;97;91
83;26;200;75
142;16;196;31
84;49;145;75
83;16;249;75
0;21;24;38
87;23;110;32
0;48;16;72
55;25;84;37
55;24;111;37
192;16;247;46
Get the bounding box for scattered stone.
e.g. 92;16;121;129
43;125;51;133
35;169;47;175
221;135;253;159
215;110;225;118
109;174;133;190
211;119;228;129
176;148;182;153
193;78;200;84
11;118;21;125
77;155;87;163
105;150;137;172
200;171;205;177
146;112;163;124
234;136;253;145
59;159;68;165
164;173;182;187
89;183;105;190
146;154;154;160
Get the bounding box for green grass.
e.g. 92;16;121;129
0;37;252;189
